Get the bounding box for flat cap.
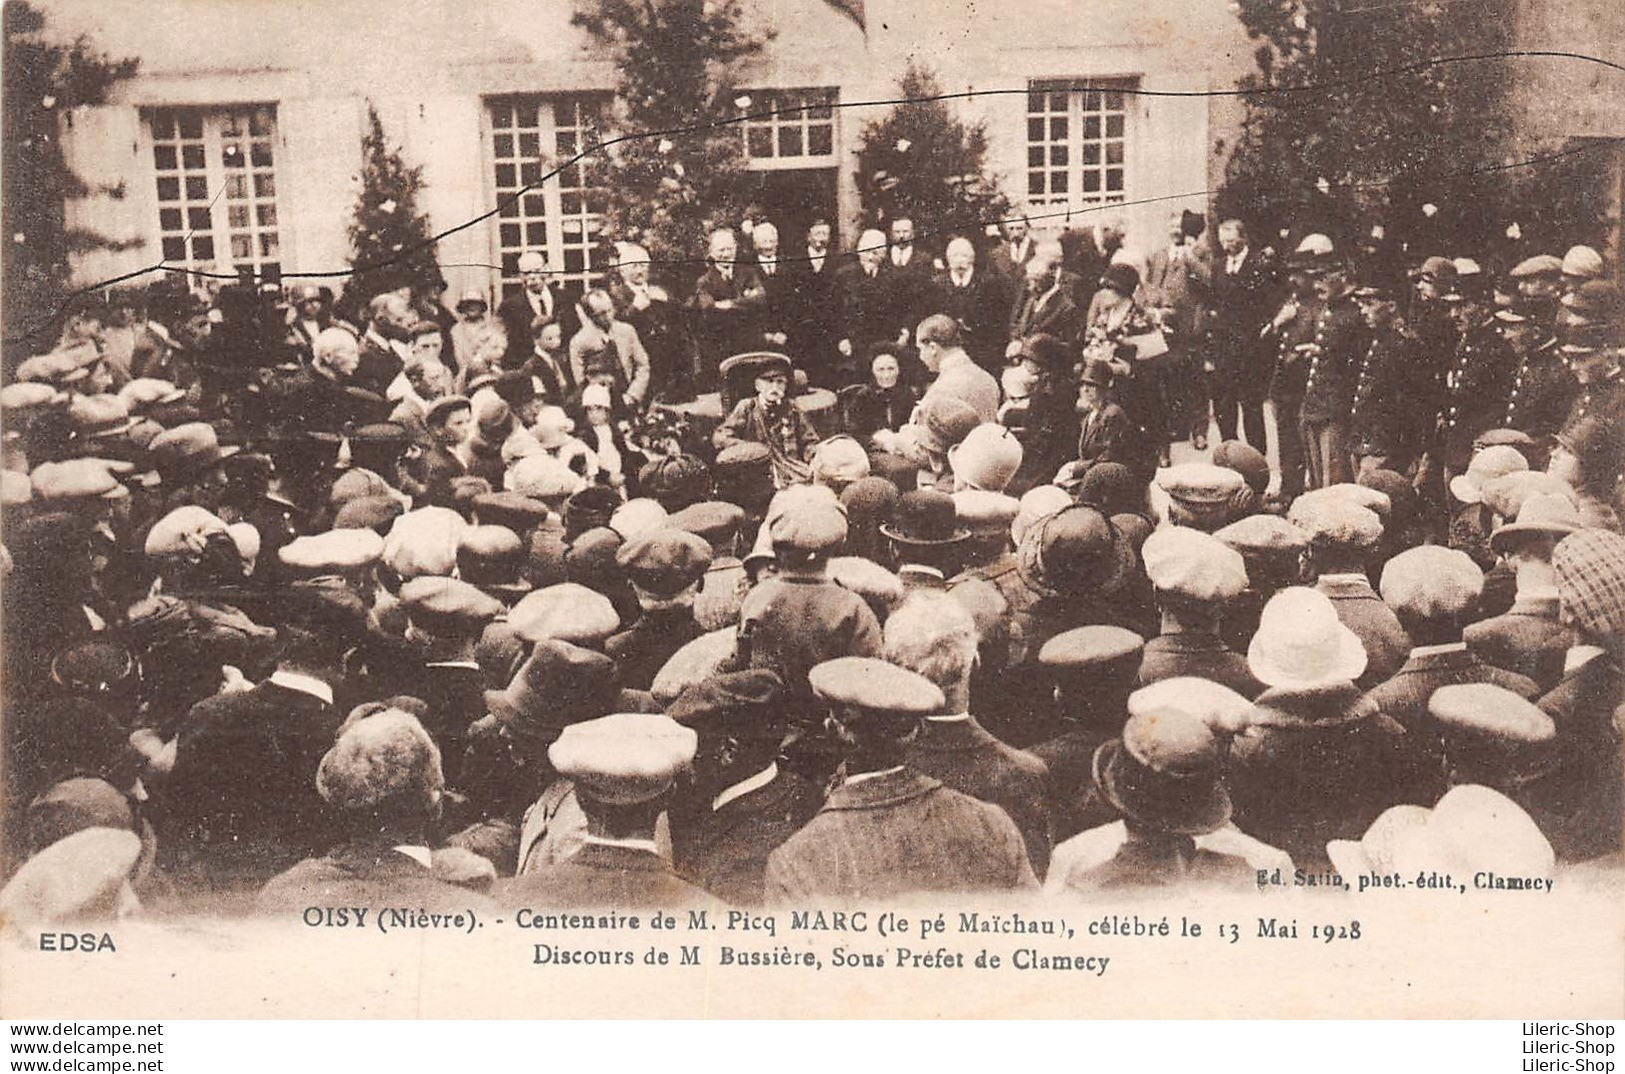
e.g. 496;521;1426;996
1560;245;1604;279
1;382;68;410
472;490;552;532
69;393;137;438
1449;444;1530;505
1142;526;1249;602
29;459;130;502
143;505;230;559
1287;494;1383;549
278;528;385;572
1210;441;1270;496
668;500;745;552
1428;683;1555;745
457;524;526;585
1038;624;1146;677
2;469;34;506
1379;545;1483;620
399;576;505;635
810;435;872;488
810;657;944;717
1158;463;1245;506
508;453;586;501
548;713;698;806
651;628;739;705
828;555;905;613
147;421;239;472
333;494;405;532
0;827;141;925
317;709;443;811
1127;676;1254;736
667;669;787;742
1214;513;1310;555
382;506;469;580
767;490;848;554
916;394;982;454
639;454;712;509
609;497;670;541
329;467;398;507
840;476;901;526
1552;529;1625;641
508;582;620;644
1508;254;1563;278
616;529;714;598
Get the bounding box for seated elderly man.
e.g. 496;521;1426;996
259;707;496;913
713;353;818;488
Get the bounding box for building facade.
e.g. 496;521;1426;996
50;0;1260;302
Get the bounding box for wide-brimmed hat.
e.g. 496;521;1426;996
1246;587;1367;688
1489;493;1582;554
1017;503;1135;597
1326;784;1553;884
1092;710;1231;835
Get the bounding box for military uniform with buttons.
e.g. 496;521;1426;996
1298;281;1366;489
1434;308;1518;473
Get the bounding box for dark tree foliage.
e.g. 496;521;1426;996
3;0;138;361
345;103;444;308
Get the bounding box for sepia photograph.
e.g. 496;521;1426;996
0;0;1622;1026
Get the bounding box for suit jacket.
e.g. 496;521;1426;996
1010;272;1083;346
835;261;900;356
605;606;706;691
1228;683;1427;869
1073;403;1135;468
498;287;581;366
1533;655;1624;861
354;330;406;399
753;256;796;342
931;268;1014;371
1137;632;1264;698
672;770;824;906
783;251;843;368
500;841;713;909
882;249;936;335
1315;574;1412;689
738;575;883;702
161;680;341;886
1143;245;1212;340
986;238;1037;284
689;265;767;369
905;715;1053;876
607;282;687;402
764;768;1039;900
1207;247;1280;374
921;351;1001;426
568;319;652;406
259;839;497;914
1463;595;1576;692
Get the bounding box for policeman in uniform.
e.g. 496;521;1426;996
1295;236;1366;489
1496;299;1577;444
1348;273;1426;477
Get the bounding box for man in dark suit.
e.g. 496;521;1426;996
1463;495;1580;691
765;657;1039;901
669;671;823;907
1144;211;1213;447
259;708;497;914
749;222;794;351
1206;220;1281;451
687;227;766;390
835;228;900;386
157;583;362;893
885;593;1052;876
985;209;1036;283
1007;239;1083;356
354;290;414;398
1054;359;1136;487
498;713;715;908
882;217;936;339
497;250;581;369
783;219;844;386
608;242;690;403
932;237;1014;374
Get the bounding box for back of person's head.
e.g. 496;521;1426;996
882;591;978;695
915;313;962;351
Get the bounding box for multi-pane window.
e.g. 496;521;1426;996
1026;82;1131;215
149;105;281;283
740;88;837;169
489;95;608;294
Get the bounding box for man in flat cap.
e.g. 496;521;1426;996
668;670;822;906
765;657;1039;900
1138;526;1262;698
259;708;496;914
1361;545;1540;791
1293;491;1411;688
499;713;712;908
884;592;1052;875
607;529;713;690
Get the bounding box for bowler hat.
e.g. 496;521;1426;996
881;489;970;547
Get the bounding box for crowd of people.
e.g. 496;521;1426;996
2;201;1623;922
